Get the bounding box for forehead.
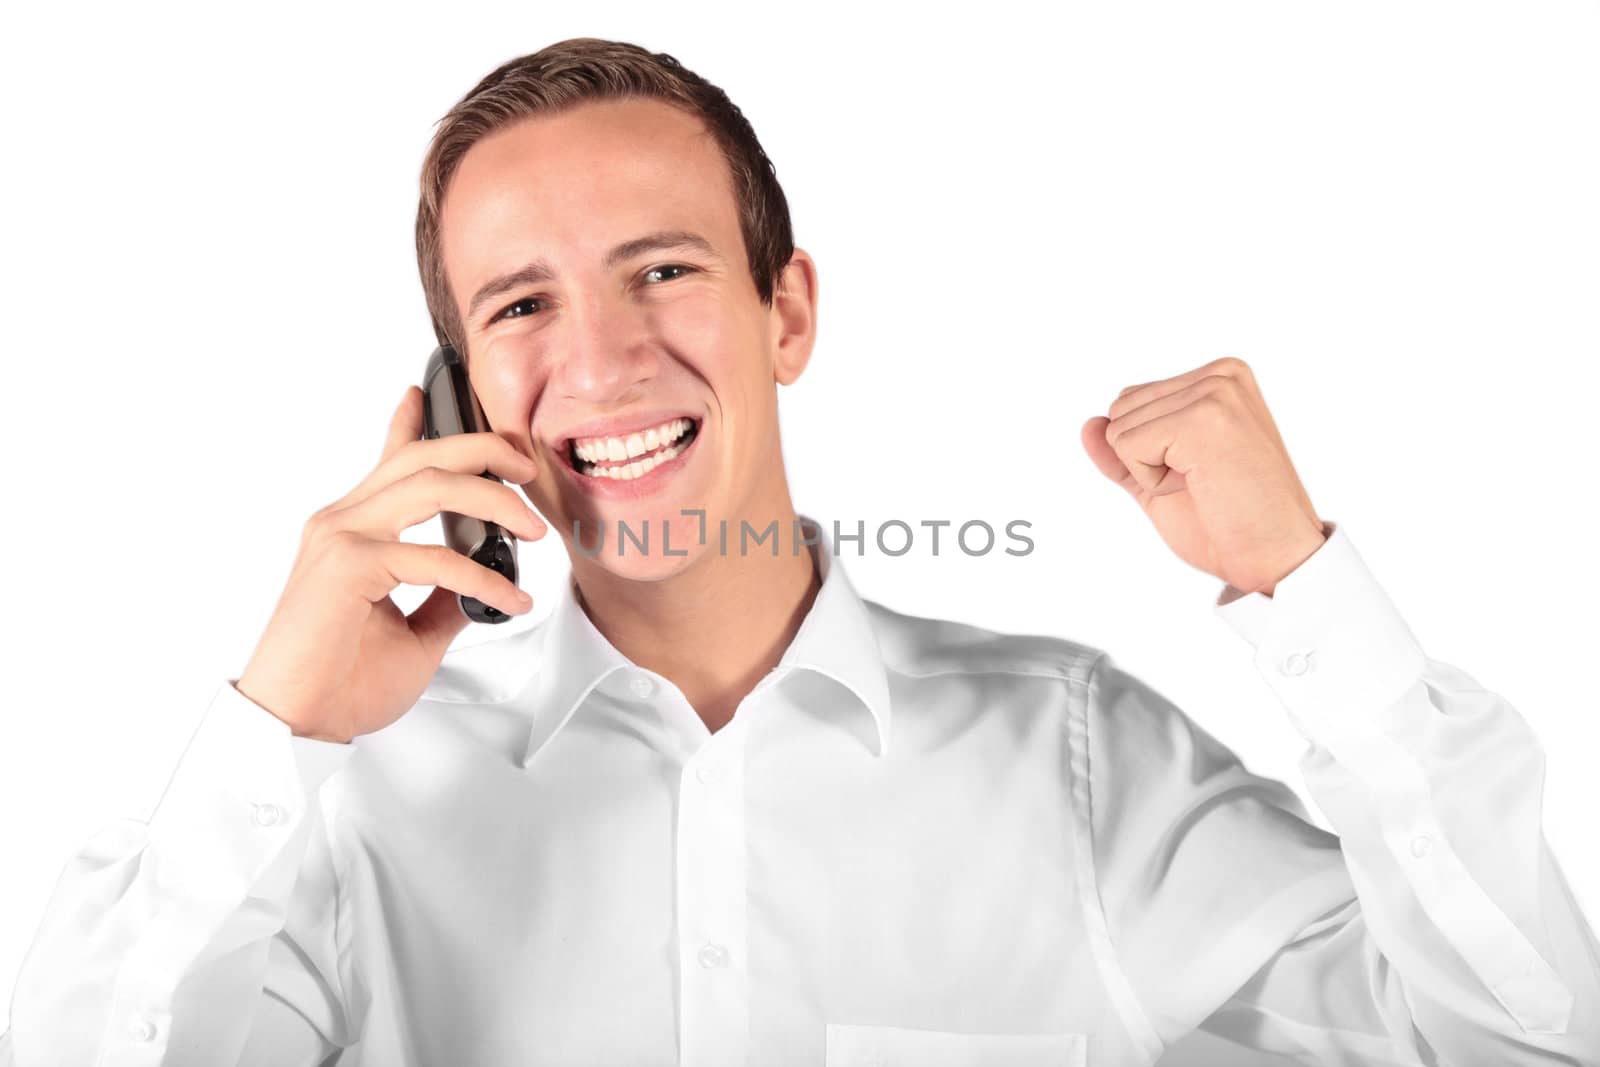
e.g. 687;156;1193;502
440;98;738;295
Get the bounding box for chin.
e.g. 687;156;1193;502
560;507;719;583
577;544;707;584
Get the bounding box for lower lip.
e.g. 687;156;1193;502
557;425;703;501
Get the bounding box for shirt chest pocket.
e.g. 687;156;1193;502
824;1023;1088;1066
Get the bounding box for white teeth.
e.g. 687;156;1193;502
571;417;694;477
588;441;686;480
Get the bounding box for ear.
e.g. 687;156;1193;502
769;248;818;386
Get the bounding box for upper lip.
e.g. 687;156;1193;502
557;411;699;450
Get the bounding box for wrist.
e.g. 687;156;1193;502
233;676;352;745
1256;519;1331;598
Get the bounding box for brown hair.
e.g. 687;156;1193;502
414;37;795;355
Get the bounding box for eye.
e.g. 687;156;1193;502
489;265;697;324
490;296;543;324
643;263;697;284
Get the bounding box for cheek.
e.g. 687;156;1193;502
648;285;750;365
659;295;773;426
472;341;548;427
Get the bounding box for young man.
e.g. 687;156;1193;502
3;36;1596;1067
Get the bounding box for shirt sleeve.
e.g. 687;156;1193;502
1082;644;1359;1056
2;679;356;1067
1194;519;1600;1062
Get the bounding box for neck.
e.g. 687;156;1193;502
568;504;821;735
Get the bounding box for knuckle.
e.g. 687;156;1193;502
1107;393;1139;420
323;527;364;556
427;542;463;573
1194;393;1232;425
1199;372;1236;399
301;507;337;545
406;466;449;505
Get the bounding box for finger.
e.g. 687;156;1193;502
407;583;479;658
374;540;533;618
341;468;547;543
1112;376;1283;503
382;385;424;466
1104;409;1190;497
1080;416;1139;495
1107;376;1221;440
1109;356;1255;422
327;385;434;514
339;431;539;515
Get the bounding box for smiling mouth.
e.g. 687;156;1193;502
566;416;701;481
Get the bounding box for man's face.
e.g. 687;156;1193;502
439;97;815;582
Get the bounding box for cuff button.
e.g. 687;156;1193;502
1279;649;1316;676
252;802;286;827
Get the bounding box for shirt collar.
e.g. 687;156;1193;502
520;514;892;768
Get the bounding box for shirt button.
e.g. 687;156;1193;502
1279;649;1316;677
695;764;723;785
1410;834;1433;858
252;803;286;828
628;674;656;699
698;942;730;968
128;1016;157;1042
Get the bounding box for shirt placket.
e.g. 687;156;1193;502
675;715;751;1066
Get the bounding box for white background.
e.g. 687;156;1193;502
1;0;1595;1053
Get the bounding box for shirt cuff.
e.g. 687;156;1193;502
143;679;356;899
224;679;357;793
1210;520;1427;741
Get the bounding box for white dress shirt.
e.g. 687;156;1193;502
2;517;1596;1066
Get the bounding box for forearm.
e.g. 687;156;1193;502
3;680;353;1066
1216;522;1600;1060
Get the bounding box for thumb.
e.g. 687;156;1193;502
381;385;425;466
407;583;476;659
1080;416;1135;492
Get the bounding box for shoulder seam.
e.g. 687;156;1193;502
1065;649;1168;1059
884;662;1098;686
861;600;1107;683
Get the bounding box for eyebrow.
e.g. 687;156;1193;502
465;229;725;325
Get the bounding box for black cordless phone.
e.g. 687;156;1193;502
421;343;521;625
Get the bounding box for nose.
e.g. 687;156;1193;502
550;292;657;405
